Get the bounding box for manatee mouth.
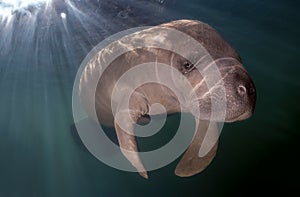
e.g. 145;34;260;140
226;110;252;122
189;98;254;123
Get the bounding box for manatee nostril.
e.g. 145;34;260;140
237;85;247;95
249;87;255;95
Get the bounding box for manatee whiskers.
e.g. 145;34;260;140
192;85;225;102
190;77;225;103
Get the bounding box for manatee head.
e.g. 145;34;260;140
163;20;256;122
220;59;256;122
171;55;256;122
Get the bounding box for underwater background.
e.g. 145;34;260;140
0;0;299;196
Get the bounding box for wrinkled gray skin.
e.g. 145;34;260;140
79;20;256;178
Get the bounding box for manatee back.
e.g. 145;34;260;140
160;20;240;61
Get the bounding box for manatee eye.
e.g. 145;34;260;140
183;61;195;74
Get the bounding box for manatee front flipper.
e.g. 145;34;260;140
175;120;219;177
113;92;150;179
114;128;148;179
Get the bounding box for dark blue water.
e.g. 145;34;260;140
0;0;299;196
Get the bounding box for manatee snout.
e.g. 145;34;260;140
189;59;256;122
222;65;256;122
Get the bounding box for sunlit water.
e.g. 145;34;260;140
0;0;299;196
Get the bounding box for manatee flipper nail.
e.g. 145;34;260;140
114;111;148;179
175;120;219;177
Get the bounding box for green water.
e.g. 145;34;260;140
0;0;299;196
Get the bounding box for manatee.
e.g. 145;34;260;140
79;20;256;178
